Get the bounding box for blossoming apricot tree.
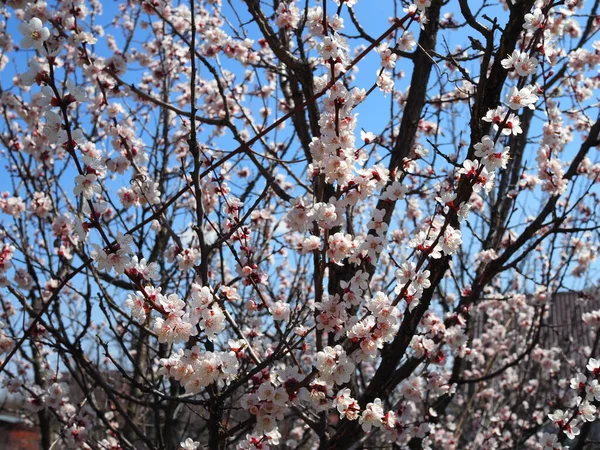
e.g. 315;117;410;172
1;0;600;448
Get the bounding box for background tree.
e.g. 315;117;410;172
0;0;599;449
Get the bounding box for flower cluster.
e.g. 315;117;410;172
153;285;226;344
240;370;298;440
314;345;355;385
159;346;239;394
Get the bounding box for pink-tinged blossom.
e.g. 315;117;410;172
315;345;355;385
440;226;462;256
377;71;395;94
333;388;360;420
129;257;160;281
483;106;524;135
0;194;26;217
0;330;13;355
314;202;339;229
298;236;321;254
524;8;545;31
124;293;148;324
571;373;587;391
136;180;161;205
117;187;140;208
398;31;416;52
503;113;522;135
73;174;101;199
381;181;407;201
359;234;384;261
153;313;197;345
275;2;300;29
160;348;238;394
474;137;510;171
548;409;570;424
376;43;397;69
29;192;52;218
506;85;538;110
269;301;291;322
359;399;384;432
501;50;538;77
2;2;600;448
327;232;356;264
395;261;416;287
177;248;200;270
21;59;48;86
43;111;62;143
200;304;226;340
159;293;185;314
400;375;424;402
91;244;129;275
24;386;46;412
474;135;495;157
318;36;342;60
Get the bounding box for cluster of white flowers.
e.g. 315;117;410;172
275;1;300;29
315;294;350;338
317;34;348;62
309;83;369;187
473;136;509;172
29;192;53;218
0;192;26;217
380;180;408;202
546;358;600;446
286;199;343;231
524;8;545;31
91;233;135;275
347;292;402;362
501;50;538;77
532;100;573;197
394;261;431;312
409;222;463;261
376;43;398;69
359;398;385;431
537;153;568;196
482;106;522;136
333;387;361;420
327;232;358;265
10;373;87;445
240;379;291;435
151;285;226;344
159;346;239;394
314;345;355;385
152;292;197;344
177;247;201;270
